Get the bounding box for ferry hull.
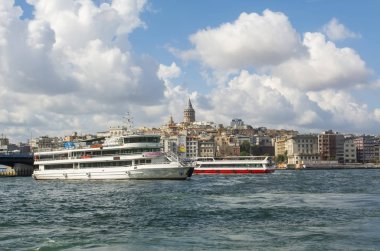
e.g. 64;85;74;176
194;168;275;174
32;166;193;180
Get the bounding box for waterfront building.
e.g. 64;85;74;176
375;142;380;163
354;135;377;163
274;135;294;157
184;98;195;124
318;130;344;163
344;137;357;163
336;135;345;163
198;140;216;157
286;134;319;165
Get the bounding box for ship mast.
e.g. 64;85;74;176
123;112;134;134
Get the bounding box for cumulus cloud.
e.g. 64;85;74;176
157;62;181;81
273;32;370;90
307;90;378;131
178;10;303;71
173;9;379;132
322;18;360;41
0;0;168;141
153;62;197;125
204;71;294;126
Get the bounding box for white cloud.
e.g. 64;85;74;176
177;11;370;91
157;62;181;81
0;0;169;141
201;70;333;130
374;109;380;122
205;71;295;125
27;20;55;50
154;62;195;124
322;18;360;41
172;9;379;132
1;2;380;141
307;90;377;131
179;10;303;70
273;32;370;90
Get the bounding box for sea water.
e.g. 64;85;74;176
1;170;380;250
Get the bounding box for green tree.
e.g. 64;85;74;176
275;150;288;163
275;154;286;163
240;141;251;156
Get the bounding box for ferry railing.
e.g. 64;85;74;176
165;151;179;162
164;151;189;166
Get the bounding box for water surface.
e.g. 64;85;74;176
1;170;380;250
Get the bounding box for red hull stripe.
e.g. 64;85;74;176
194;169;275;174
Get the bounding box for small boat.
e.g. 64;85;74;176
193;156;275;174
32;134;193;180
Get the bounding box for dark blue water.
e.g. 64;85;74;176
1;170;380;250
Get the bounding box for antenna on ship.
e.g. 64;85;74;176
123;112;134;134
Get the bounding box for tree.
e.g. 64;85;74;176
275;150;288;164
275;154;286;163
240;141;251;156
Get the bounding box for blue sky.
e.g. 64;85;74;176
2;0;380;141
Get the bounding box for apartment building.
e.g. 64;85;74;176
318;130;344;162
344;138;357;163
198;140;215;157
186;136;198;158
286;134;319;165
354;135;377;163
274;137;286;157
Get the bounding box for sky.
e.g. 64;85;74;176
1;0;380;142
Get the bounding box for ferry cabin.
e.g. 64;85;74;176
34;135;164;171
194;156;275;174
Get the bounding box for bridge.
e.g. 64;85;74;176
0;153;34;176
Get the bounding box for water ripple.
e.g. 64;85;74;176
1;170;380;250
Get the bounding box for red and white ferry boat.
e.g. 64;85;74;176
193;156;275;174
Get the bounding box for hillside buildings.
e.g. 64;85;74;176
11;98;380;165
0;134;30;153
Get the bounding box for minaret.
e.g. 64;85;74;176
184;98;195;123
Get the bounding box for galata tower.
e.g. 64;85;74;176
184;98;195;123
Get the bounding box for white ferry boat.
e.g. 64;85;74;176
193;156;275;174
32;134;193;180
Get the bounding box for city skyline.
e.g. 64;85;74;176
1;0;380;142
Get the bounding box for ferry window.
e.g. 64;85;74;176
45;163;73;170
103;150;120;155
91;151;101;156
